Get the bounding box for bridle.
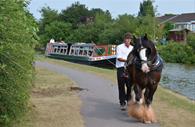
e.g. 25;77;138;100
137;38;156;66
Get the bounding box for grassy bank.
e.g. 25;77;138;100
37;56;195;127
14;67;84;127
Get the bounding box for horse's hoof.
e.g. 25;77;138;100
152;119;157;123
144;120;151;124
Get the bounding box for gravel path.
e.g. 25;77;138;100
36;61;160;127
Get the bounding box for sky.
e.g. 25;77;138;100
28;0;195;20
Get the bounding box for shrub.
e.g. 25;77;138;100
187;33;195;51
0;0;38;126
157;42;195;64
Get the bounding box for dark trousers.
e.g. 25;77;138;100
117;67;131;105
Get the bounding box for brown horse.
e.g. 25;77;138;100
126;35;163;106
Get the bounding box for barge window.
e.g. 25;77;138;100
54;48;57;53
75;49;79;55
88;50;93;56
83;50;87;56
57;46;60;53
64;49;67;54
79;50;83;55
70;49;74;55
60;48;64;53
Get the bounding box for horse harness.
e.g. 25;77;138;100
133;54;164;72
125;38;164;72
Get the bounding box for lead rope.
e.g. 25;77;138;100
93;46;116;67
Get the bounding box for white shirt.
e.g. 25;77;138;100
116;43;133;68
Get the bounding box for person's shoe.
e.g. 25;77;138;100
120;104;126;111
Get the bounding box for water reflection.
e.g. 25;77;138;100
161;63;195;100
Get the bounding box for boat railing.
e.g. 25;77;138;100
46;42;116;58
46;42;68;55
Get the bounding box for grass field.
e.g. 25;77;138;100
37;56;195;127
14;67;84;127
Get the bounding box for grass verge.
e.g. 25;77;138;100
14;67;84;127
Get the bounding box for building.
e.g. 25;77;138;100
168;28;190;43
158;13;195;32
157;13;195;42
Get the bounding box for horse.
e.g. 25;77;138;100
125;34;163;123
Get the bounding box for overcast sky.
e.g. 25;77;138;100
28;0;195;19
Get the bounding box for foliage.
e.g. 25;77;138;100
157;42;195;64
60;1;91;27
39;7;60;35
40;21;72;45
37;1;195;65
99;14;138;44
187;33;195;51
38;7;60;46
0;0;38;126
38;1;160;46
136;15;161;41
138;0;155;17
163;22;174;35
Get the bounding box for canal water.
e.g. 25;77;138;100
161;63;195;100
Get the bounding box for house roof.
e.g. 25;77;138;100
157;15;177;23
157;13;195;24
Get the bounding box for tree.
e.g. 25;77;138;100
136;16;161;41
137;0;162;41
90;8;112;20
60;2;91;27
163;22;174;35
39;7;60;35
138;0;155;17
68;10;113;43
99;14;138;44
40;21;72;45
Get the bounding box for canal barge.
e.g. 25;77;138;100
45;42;116;67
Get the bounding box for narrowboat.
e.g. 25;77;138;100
45;42;116;67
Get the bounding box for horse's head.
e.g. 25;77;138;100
132;34;157;73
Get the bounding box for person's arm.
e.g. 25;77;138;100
116;46;126;62
117;58;126;62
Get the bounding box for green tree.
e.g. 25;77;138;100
136;16;161;41
138;0;155;17
99;14;138;44
137;0;161;41
90;8;112;20
163;22;174;35
40;21;72;45
68;11;112;43
39;7;60;35
60;1;91;27
38;7;60;46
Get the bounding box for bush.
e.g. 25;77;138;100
157;42;195;64
187;33;195;51
0;0;38;126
